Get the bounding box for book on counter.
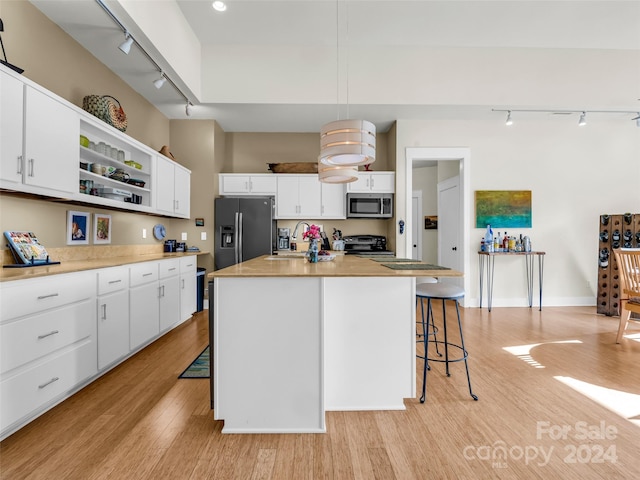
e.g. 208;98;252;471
3;231;58;266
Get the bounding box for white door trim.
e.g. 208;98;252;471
404;147;471;301
412;190;423;261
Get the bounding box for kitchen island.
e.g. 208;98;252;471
209;254;462;434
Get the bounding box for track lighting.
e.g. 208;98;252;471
118;32;134;55
505;111;513;126
493;108;639;127
185;102;193;117
578;111;586;126
153;73;166;89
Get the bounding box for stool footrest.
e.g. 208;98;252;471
426;340;468;363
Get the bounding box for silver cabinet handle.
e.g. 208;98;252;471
371;178;375;188
38;377;60;389
143;273;153;277
182;279;185;289
101;303;107;320
17;155;23;174
37;330;59;339
108;279;122;284
168;267;176;271
37;293;59;300
28;158;34;177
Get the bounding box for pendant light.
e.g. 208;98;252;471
318;0;375;181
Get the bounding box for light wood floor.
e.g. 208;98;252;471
1;306;639;480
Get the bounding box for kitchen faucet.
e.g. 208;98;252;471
291;221;310;239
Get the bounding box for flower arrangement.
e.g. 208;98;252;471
302;224;321;241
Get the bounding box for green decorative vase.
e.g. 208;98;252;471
309;239;319;263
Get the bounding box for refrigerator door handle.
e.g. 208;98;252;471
234;212;240;264
238;212;244;263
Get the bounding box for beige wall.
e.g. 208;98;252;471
0;0;171;250
223;132;390;173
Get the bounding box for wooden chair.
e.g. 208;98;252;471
613;248;640;343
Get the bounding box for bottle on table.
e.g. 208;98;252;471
495;232;501;252
503;232;509;252
485;225;494;252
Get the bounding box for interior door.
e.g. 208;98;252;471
438;176;461;285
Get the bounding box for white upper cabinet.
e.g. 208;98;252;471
347;172;395;193
276;175;322;219
0;72;78;196
1;66;190;218
320;182;346;219
219;174;277;195
155;154;191;218
0;73;24;186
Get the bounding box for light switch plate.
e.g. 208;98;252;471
201;232;207;241
181;232;188;241
142;228;147;239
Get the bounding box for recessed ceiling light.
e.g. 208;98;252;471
212;1;227;12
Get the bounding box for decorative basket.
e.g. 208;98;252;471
82;95;128;132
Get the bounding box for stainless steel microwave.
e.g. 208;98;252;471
346;193;394;218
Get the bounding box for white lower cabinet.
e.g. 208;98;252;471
180;257;197;322
97;267;130;370
0;256;199;440
129;262;160;350
159;259;180;332
0;271;97;437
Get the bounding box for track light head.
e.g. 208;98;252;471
185;102;193;117
118;33;134;55
153;73;166;89
578;111;587;126
505;111;513;126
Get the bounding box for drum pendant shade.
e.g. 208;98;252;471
319;119;376;167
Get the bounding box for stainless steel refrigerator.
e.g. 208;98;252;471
214;196;276;270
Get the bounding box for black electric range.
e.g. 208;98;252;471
343;235;394;256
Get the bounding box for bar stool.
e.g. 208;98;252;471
417;282;478;403
416;279;441;362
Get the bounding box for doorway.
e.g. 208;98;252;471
404;148;471;300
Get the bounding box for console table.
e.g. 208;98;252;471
478;251;546;311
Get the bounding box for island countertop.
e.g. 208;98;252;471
209;254;462;278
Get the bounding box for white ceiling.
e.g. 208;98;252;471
30;0;640;133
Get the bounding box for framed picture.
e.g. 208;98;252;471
195;218;204;227
475;190;532;228
94;213;112;244
424;215;438;230
67;211;90;245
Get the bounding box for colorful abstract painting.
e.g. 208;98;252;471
475;190;532;228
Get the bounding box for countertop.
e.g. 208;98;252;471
0;251;206;282
209;254;462;278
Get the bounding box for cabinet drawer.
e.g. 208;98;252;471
0;339;97;433
179;256;197;275
159;259;180;279
129;262;158;287
97;266;129;295
0;271;95;322
1;299;95;374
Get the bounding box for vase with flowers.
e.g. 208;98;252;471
303;224;321;263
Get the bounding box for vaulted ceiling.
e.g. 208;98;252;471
30;0;640;132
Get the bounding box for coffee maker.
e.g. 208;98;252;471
277;228;290;251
